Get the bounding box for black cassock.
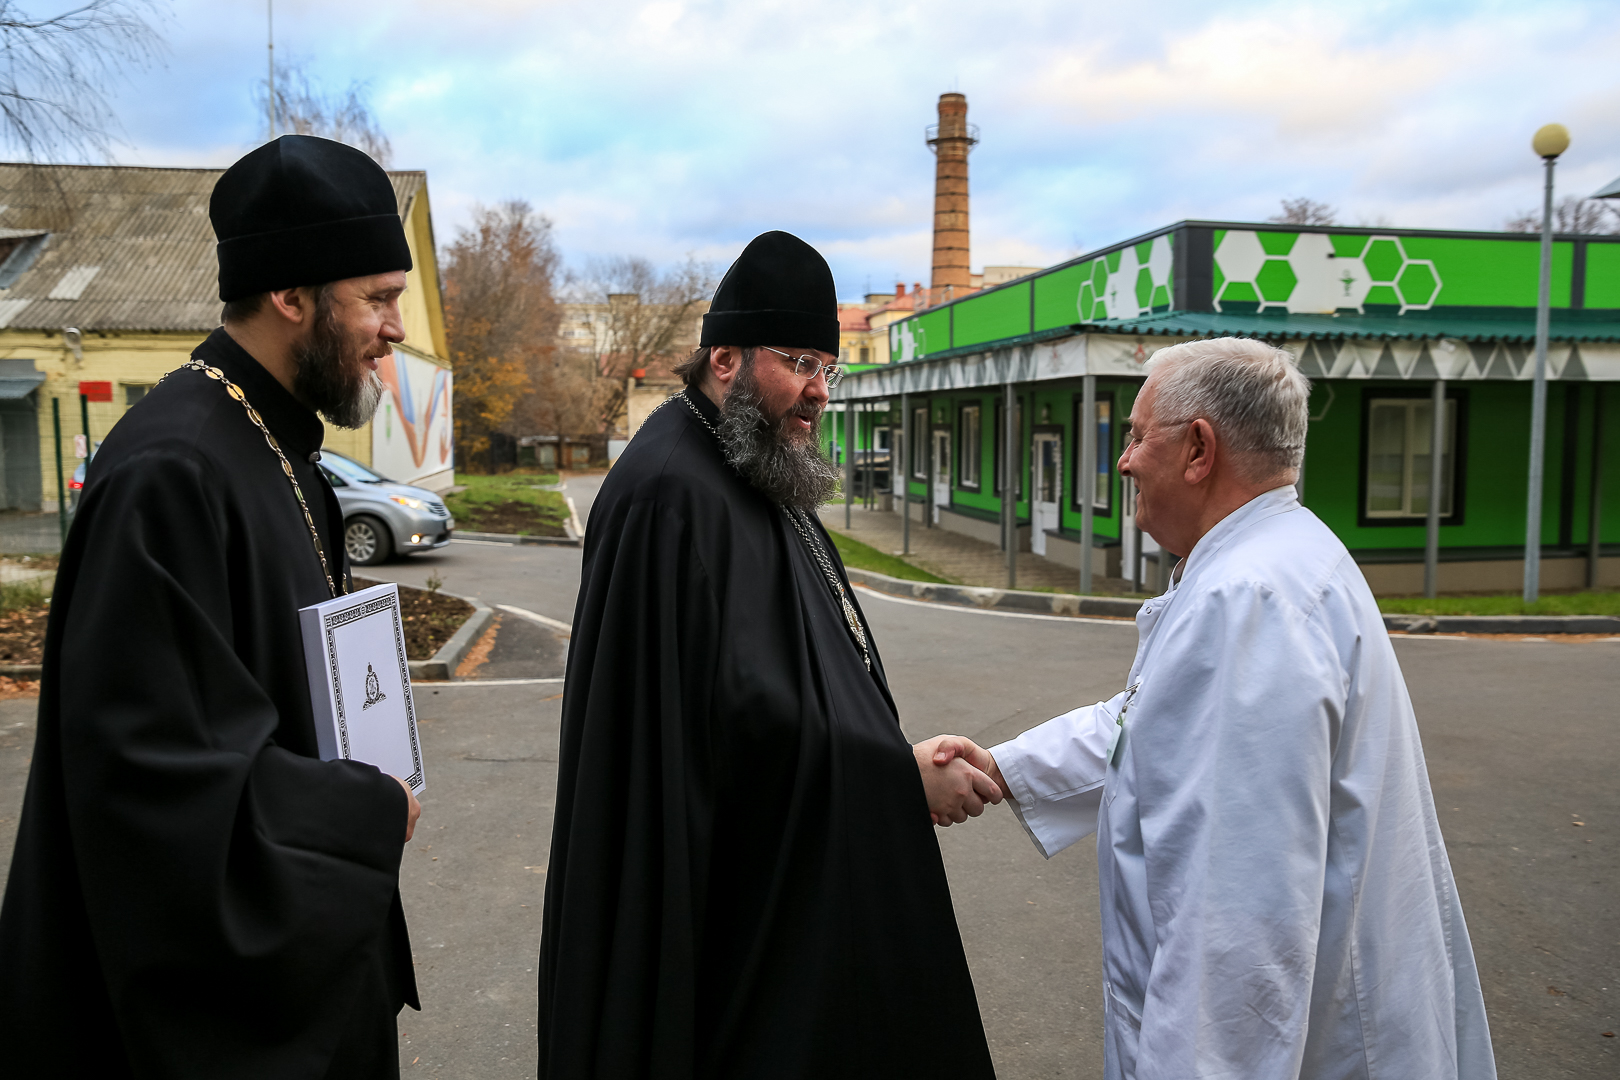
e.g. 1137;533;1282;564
0;328;417;1078
538;388;995;1079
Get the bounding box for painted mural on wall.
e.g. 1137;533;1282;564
372;349;453;484
1072;234;1175;321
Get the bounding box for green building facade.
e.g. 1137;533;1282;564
824;221;1620;595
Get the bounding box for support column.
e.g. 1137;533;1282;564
863;401;872;511
900;391;911;554
1423;379;1446;599
1590;384;1605;590
51;398;66;544
1080;374;1096;595
843;391;853;529
924;399;935;529
1004;381;1017;589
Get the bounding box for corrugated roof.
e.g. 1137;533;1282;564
1083;310;1620;343
0;163;424;333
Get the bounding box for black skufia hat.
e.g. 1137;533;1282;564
700;231;838;354
211;135;413;302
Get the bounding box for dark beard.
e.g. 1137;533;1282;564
292;293;384;429
716;356;840;510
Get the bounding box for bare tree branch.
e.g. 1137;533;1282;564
567;255;715;430
256;58;391;166
1504;195;1620;235
0;0;164;162
1268;198;1337;227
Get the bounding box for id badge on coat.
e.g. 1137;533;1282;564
1108;682;1141;768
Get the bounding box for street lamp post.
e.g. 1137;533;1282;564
1523;123;1569;604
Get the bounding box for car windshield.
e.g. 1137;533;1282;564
321;451;390;484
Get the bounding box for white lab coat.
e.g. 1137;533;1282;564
993;486;1496;1080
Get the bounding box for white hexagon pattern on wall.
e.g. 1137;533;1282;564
1213;231;1442;315
1075;235;1175;322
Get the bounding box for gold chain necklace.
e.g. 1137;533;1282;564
783;506;872;671
161;358;341;597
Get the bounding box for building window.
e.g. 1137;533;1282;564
992;398;1024;497
958;404;982;490
1363;395;1460;521
1071;394;1114;516
124;384;151;408
911;407;928;479
859;346;871;363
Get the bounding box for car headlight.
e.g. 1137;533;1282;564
389;494;425;510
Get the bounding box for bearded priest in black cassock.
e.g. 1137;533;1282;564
538;231;1002;1079
0;136;422;1077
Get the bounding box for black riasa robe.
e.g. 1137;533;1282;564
0;328;417;1078
538;388;995;1079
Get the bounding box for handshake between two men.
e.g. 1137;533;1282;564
913;734;1004;827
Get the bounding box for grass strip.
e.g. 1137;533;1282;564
826;529;950;584
1377;591;1620;617
445;471;570;536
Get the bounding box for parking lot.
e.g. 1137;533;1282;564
0;533;1615;1078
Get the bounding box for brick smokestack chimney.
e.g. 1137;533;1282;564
926;92;978;295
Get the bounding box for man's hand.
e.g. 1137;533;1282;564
393;776;421;842
929;735;1011;806
913;735;1003;827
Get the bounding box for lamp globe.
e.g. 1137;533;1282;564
1532;123;1570;160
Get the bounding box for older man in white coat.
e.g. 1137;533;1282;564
933;338;1495;1079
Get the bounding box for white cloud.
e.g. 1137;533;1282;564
87;0;1620;291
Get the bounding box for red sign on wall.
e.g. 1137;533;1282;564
79;381;113;403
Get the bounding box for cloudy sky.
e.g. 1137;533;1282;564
95;0;1620;299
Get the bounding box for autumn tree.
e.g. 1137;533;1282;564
569;256;715;430
442;201;560;470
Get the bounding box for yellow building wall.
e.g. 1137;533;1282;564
399;190;449;361
0;190;449;510
0;193;447;510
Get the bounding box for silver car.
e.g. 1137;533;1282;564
318;450;455;566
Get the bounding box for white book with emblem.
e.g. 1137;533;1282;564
298;582;425;795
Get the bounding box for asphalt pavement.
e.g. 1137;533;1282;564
0;535;1615;1079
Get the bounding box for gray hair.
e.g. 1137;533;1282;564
1144;338;1310;482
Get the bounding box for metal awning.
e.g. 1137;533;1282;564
1082;310;1620;343
0;360;44;400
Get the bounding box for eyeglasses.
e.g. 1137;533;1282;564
758;346;845;389
1123;418;1192;452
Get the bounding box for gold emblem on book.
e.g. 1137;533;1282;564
362;664;388;710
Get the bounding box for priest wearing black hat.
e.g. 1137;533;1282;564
0;135;421;1077
538;231;1000;1078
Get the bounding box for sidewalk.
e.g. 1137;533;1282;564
818;503;1141;595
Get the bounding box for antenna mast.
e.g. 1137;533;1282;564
267;0;276;141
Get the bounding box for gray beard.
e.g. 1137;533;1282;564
292;298;384;430
716;360;840;511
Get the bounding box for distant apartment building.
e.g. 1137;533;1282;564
839;269;1041;369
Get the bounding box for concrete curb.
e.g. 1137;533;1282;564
847;567;1620;635
844;567;1144;619
1383;613;1620;635
0;664;41;678
409;593;495;681
455;529;580;548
